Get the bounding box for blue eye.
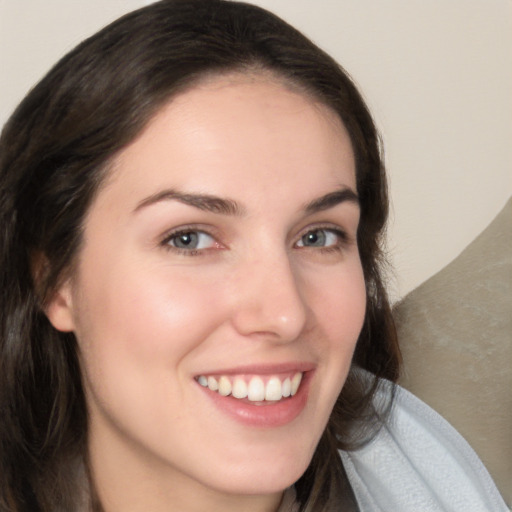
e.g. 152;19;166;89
296;229;342;248
166;230;215;250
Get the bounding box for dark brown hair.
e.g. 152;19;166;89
0;1;400;510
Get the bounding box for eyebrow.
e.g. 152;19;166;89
134;189;245;216
134;186;359;216
303;188;359;214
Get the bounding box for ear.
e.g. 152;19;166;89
44;279;76;333
31;251;76;333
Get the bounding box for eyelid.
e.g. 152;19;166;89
294;224;351;246
159;224;225;254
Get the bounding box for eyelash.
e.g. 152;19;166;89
160;225;350;257
160;226;220;257
296;226;350;253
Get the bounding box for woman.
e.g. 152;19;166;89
0;1;506;511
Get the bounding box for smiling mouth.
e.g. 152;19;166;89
196;373;303;402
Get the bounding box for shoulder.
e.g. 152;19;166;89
340;383;509;512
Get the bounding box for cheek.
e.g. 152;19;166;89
311;262;366;344
72;264;233;446
308;261;366;395
71;262;230;404
77;265;221;348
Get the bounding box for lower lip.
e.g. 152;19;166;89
198;373;312;428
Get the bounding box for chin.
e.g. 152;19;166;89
204;442;315;496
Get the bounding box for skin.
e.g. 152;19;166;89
46;74;366;512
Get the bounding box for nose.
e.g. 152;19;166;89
229;251;308;343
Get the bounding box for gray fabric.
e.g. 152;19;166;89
394;197;512;502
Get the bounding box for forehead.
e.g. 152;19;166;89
100;73;355;209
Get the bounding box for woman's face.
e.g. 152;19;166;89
48;75;366;505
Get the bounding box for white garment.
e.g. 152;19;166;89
340;384;508;512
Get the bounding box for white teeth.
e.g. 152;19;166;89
265;377;282;401
207;376;219;392
291;373;302;396
218;376;232;396
247;376;265;401
282;377;291;398
232;377;248;399
197;372;304;402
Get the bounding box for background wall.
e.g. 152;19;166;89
1;0;511;301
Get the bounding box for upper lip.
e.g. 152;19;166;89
195;361;316;377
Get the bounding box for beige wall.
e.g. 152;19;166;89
1;0;511;300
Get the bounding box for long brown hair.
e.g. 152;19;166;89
0;1;400;510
